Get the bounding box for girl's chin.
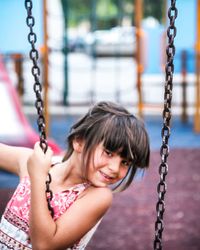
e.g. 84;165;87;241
91;181;108;188
88;177;109;188
90;178;116;188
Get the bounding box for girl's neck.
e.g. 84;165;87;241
50;155;86;189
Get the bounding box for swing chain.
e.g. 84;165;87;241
154;1;177;250
24;0;54;218
24;0;47;151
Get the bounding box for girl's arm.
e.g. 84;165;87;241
28;143;112;249
30;186;112;250
0;143;32;177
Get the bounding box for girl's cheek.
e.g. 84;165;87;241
94;150;107;164
93;155;103;168
119;168;129;179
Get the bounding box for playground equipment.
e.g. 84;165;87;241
0;55;61;154
0;1;199;126
153;1;177;248
135;0;200;133
25;0;54;217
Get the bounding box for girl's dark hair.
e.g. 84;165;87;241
63;101;150;192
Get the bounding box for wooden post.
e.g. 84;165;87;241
12;53;24;99
135;0;143;117
194;0;200;132
43;0;49;136
162;0;167;25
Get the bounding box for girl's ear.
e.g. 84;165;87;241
72;138;84;153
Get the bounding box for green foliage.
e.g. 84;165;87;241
96;0;118;18
60;0;164;28
142;0;164;23
61;0;91;26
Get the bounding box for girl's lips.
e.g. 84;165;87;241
99;170;114;180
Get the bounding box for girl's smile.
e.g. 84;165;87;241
98;170;116;181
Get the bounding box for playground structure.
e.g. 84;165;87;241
0;55;61;154
0;0;200;134
135;0;200;132
0;1;200;249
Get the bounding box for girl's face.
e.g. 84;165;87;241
86;143;131;188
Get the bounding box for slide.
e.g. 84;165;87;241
0;56;61;154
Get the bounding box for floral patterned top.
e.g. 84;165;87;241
0;176;100;249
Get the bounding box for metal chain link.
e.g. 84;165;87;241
24;0;54;217
153;1;178;249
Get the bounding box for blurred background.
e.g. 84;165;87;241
0;0;200;249
0;0;197;112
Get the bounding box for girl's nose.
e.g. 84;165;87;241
108;157;121;174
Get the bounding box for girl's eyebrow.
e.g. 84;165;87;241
122;158;132;162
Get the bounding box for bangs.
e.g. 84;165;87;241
102;116;136;163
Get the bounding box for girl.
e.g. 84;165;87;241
0;101;150;250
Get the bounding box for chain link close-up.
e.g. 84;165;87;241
24;0;54;218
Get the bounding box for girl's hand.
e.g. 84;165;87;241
27;142;53;179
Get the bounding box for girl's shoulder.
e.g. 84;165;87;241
80;185;113;210
87;185;113;197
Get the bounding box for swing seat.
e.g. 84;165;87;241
0;56;62;155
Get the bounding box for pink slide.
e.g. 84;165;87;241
0;56;61;154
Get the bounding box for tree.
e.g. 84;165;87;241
60;0;164;28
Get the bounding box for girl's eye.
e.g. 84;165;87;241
105;150;112;157
121;160;130;167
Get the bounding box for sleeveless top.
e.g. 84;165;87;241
0;176;100;249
